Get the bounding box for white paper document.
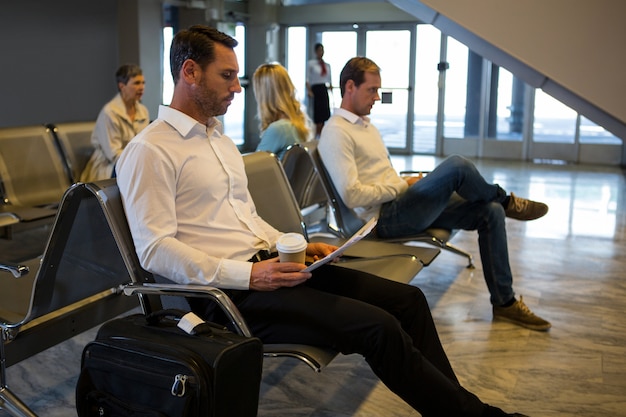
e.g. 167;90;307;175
302;217;378;272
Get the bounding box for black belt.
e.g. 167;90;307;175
248;250;277;263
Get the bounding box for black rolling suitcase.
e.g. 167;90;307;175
76;310;263;417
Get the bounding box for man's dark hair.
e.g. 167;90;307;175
339;57;381;97
170;25;238;84
115;64;142;88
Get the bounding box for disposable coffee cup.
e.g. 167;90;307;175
276;233;307;264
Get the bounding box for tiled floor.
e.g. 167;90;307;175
2;157;625;416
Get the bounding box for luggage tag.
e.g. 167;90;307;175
177;312;226;335
177;312;205;334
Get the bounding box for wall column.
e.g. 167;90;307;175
117;0;163;117
243;1;281;151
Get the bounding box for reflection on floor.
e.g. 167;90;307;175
2;157;625;416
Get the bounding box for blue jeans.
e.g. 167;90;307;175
376;155;514;306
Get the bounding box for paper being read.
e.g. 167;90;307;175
302;217;378;272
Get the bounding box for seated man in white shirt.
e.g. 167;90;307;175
117;25;529;417
318;57;550;332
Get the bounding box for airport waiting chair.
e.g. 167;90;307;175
242;150;440;279
0;213;19;229
308;146;475;268
0;125;70;207
47;121;96;184
0;125;70;236
279;144;329;232
87;179;339;372
0;183;140;417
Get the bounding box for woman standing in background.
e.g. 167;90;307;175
306;43;332;137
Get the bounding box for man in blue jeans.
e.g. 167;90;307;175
319;57;551;331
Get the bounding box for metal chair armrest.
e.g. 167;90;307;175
121;282;252;337
263;344;338;373
0;262;30;278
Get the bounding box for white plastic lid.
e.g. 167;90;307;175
276;233;307;253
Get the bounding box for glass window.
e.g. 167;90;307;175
162;26;174;105
366;30;411;149
286;26;307;104
222;24;246;146
533;90;576;143
413;24;440;154
493;67;523;141
365;30;411;89
579;116;621;145
443;37;469;138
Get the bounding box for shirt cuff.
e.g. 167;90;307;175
217;258;253;290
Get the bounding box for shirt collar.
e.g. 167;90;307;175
333;107;371;127
157;105;223;138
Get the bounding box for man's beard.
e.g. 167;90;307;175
193;79;230;118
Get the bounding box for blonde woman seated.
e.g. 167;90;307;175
253;63;313;159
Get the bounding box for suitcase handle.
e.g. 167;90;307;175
145;308;186;324
146;309;228;335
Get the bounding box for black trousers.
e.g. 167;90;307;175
189;264;486;416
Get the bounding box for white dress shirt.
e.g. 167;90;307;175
318;108;408;222
116;105;282;289
307;58;332;86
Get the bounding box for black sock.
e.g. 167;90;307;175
502;195;511;209
502;297;516;307
482;405;508;417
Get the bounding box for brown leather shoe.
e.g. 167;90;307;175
493;296;551;331
505;192;548;221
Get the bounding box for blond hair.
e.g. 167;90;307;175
252;63;310;142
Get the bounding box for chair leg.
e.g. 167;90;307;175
421;235;475;269
442;242;475;268
1;332;38;417
0;387;38;417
